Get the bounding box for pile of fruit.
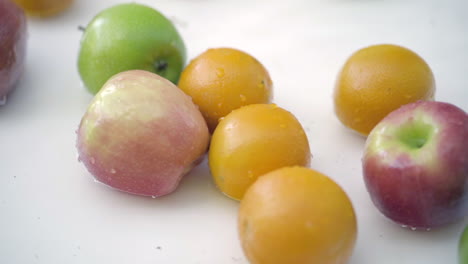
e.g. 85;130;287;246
1;1;467;263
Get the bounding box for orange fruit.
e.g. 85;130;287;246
238;166;357;264
209;104;310;201
178;47;273;132
334;44;435;135
13;0;74;17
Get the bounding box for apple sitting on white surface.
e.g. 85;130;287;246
0;0;27;104
363;100;468;229
76;70;209;197
78;3;186;94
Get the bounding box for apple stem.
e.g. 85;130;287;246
155;60;168;72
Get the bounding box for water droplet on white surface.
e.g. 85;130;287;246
0;96;6;105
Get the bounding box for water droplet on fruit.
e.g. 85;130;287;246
410;227;417;231
110;169;116;174
90;157;95;164
216;68;225;77
0;96;7;105
218;117;225;122
225;122;236;131
239;94;247;102
401;224;408;228
247;171;254;178
151;196;157;199
426;228;431;231
217;102;223;108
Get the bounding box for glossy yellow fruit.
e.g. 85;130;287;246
178;47;273;132
239;167;357;264
334;44;435;135
209;104;310;200
13;0;73;17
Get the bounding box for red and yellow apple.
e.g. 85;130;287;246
76;70;209;197
363;101;468;229
0;0;27;104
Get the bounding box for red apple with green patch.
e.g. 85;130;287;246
363;100;468;229
76;70;209;197
0;0;27;104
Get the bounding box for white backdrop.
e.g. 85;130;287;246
1;0;467;263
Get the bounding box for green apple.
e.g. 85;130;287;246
77;3;186;94
461;225;468;264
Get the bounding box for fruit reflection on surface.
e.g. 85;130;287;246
238;167;357;264
209;104;310;200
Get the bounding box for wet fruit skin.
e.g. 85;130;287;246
13;0;73;17
178;47;273;132
334;44;435;136
363;101;468;229
238;166;357;264
0;0;27;101
209;104;310;201
76;70;209;197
